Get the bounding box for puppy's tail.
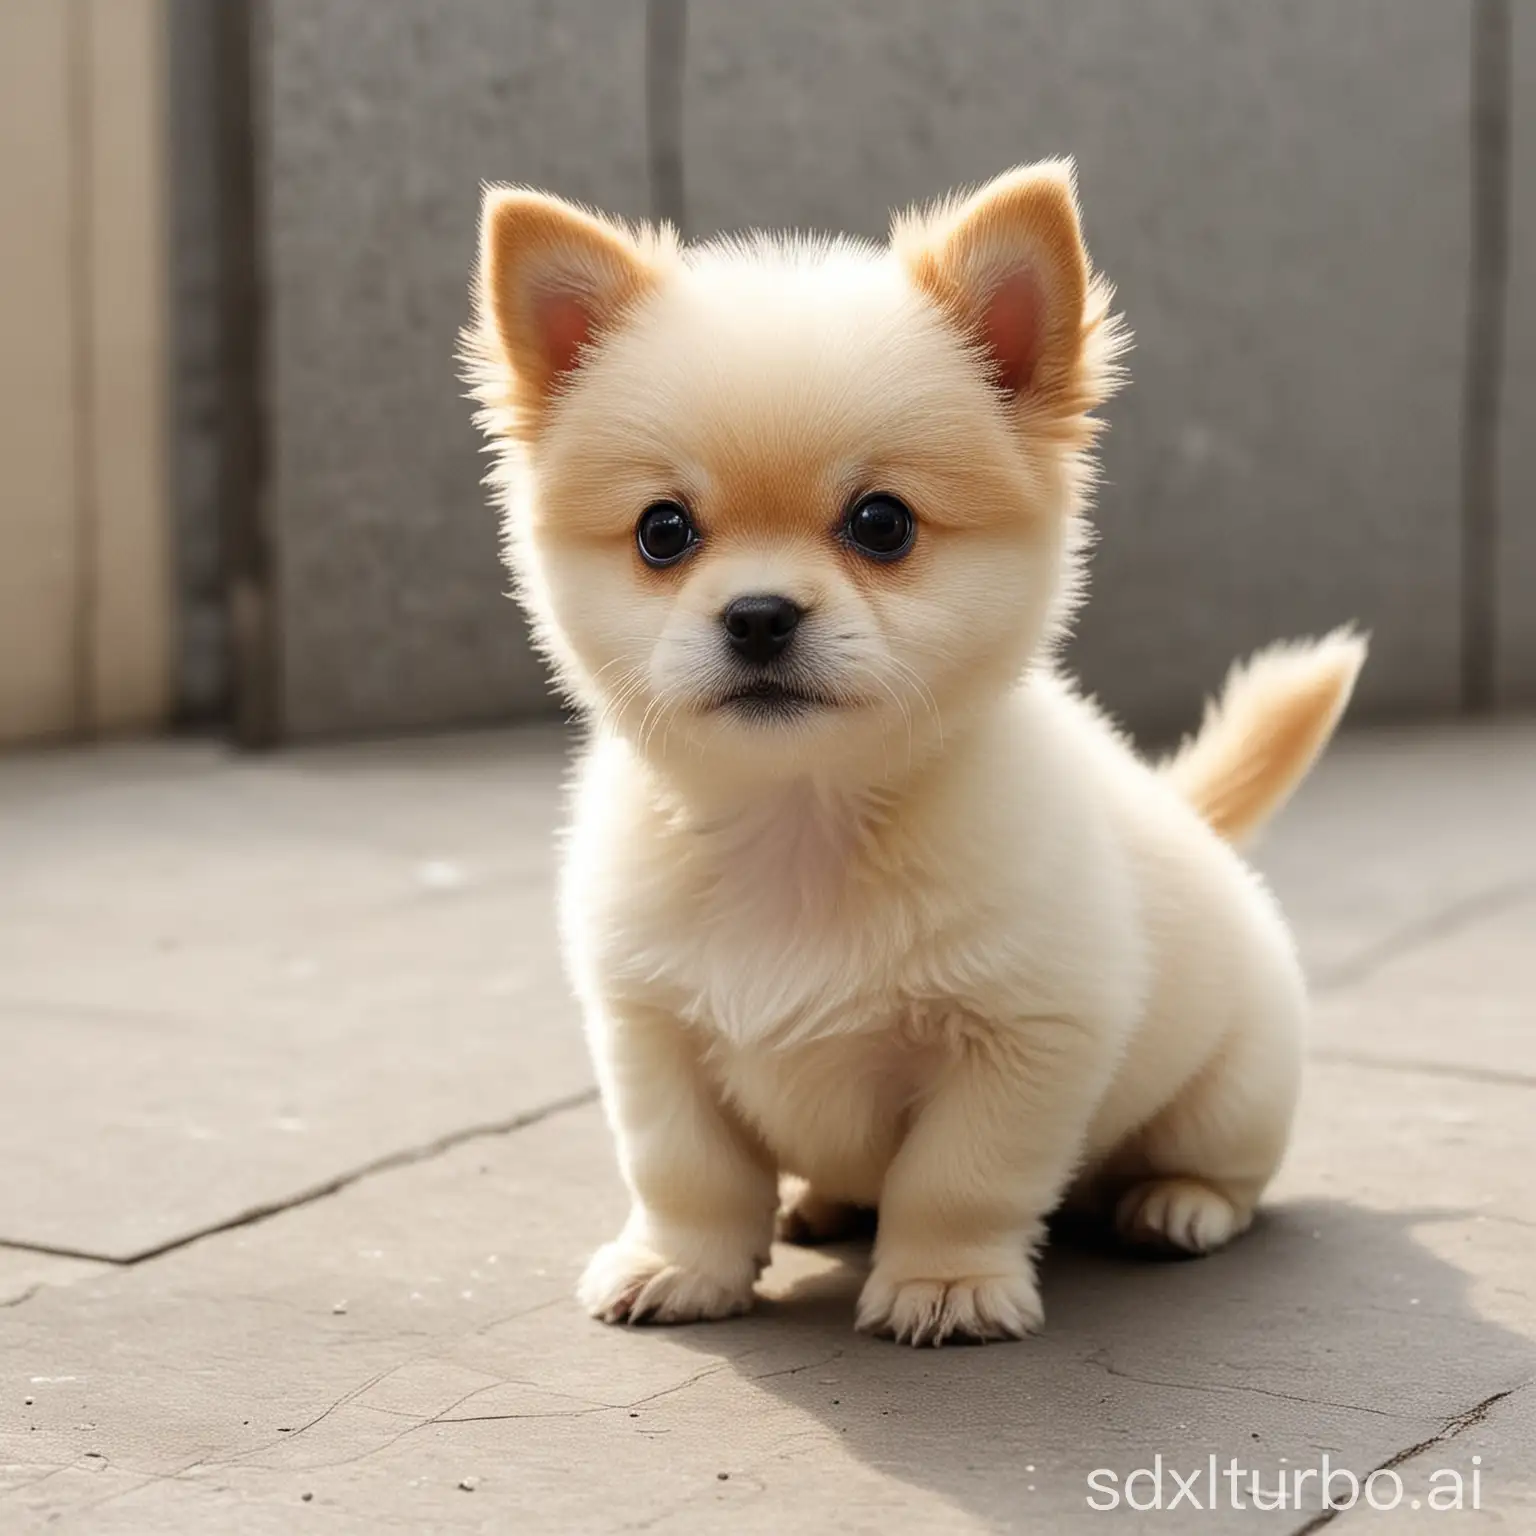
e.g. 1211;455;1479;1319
1161;628;1367;848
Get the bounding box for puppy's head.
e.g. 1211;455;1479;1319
468;163;1125;785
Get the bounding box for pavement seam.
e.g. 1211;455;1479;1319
1308;1048;1536;1093
1085;1352;1414;1423
1286;1380;1530;1534
1309;876;1536;997
0;1086;598;1269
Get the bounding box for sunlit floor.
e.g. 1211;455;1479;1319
2;719;1534;1532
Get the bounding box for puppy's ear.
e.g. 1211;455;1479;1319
895;161;1122;421
475;188;663;425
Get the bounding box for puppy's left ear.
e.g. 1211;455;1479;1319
474;187;667;430
895;161;1122;421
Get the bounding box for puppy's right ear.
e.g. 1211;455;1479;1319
475;188;662;427
893;161;1126;437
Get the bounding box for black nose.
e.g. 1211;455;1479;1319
722;594;801;665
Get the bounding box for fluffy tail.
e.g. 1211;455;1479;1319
1162;628;1367;847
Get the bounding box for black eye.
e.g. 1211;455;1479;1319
843;493;916;561
636;501;697;567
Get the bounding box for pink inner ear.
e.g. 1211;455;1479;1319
534;290;595;379
981;268;1045;394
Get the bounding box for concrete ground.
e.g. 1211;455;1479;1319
2;720;1534;1533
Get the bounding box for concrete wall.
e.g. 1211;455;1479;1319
686;0;1472;731
265;0;650;737
167;0;229;723
249;0;1528;740
1500;9;1536;706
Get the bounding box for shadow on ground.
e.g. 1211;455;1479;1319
658;1199;1534;1528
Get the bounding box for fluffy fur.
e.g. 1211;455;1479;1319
466;162;1365;1346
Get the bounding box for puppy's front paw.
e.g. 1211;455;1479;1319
1114;1177;1250;1255
855;1263;1044;1346
578;1239;757;1326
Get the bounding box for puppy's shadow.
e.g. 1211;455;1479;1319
663;1201;1534;1530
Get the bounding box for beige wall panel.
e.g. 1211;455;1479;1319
83;0;171;733
0;1;80;744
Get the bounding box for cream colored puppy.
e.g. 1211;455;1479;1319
466;162;1364;1346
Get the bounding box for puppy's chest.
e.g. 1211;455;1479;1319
611;786;928;1044
708;1026;950;1201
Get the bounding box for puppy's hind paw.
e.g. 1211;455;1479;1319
856;1265;1044;1346
578;1240;757;1326
775;1177;876;1246
1114;1178;1251;1255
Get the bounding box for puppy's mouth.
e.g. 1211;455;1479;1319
710;679;840;720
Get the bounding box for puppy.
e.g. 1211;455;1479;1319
466;162;1364;1346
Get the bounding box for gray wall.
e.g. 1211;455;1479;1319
685;0;1472;729
167;0;229;722
240;0;1529;740
1501;11;1536;706
265;0;652;737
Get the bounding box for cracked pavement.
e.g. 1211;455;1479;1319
2;721;1534;1532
